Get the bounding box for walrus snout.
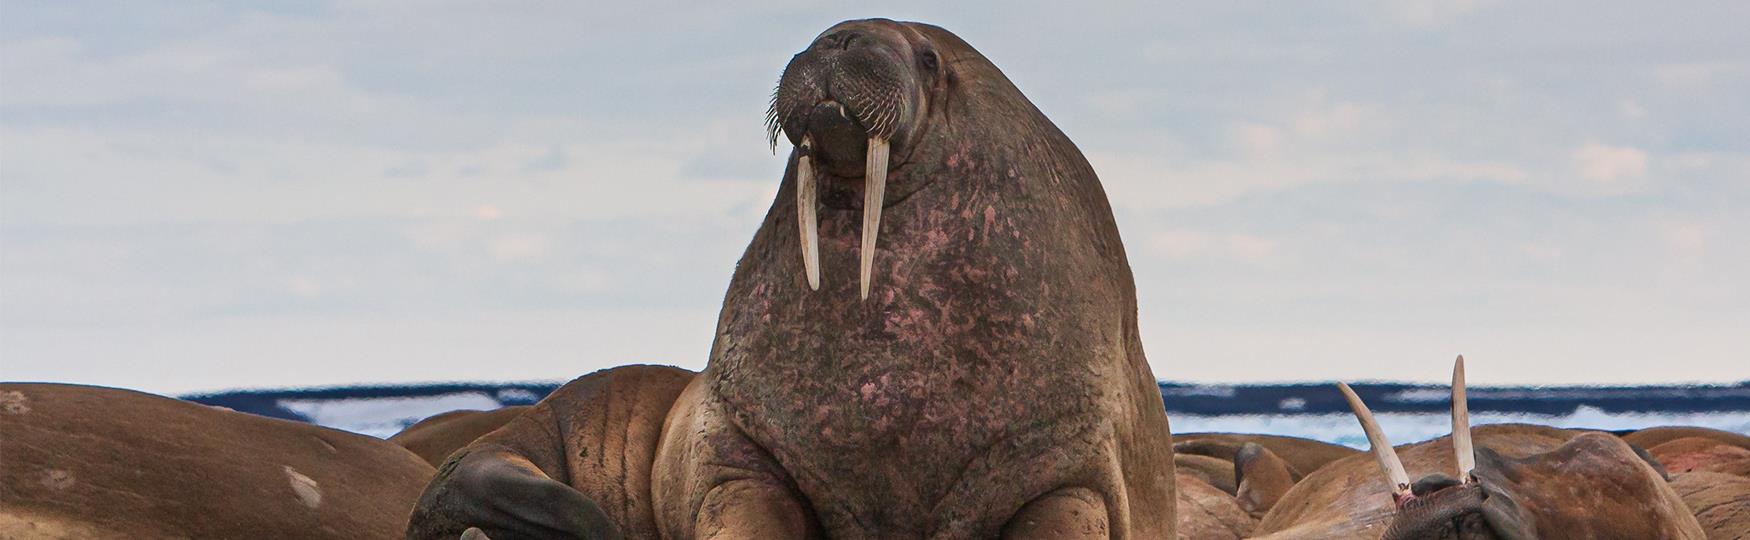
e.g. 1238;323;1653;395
768;20;918;151
1381;480;1493;540
769;19;929;300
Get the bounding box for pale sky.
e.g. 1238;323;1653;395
3;2;1746;394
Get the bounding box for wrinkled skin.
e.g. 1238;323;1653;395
1668;472;1750;540
391;406;531;467
0;383;435;540
1250;424;1705;539
407;19;1175;539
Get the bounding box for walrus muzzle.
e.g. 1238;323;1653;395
767;26;922;299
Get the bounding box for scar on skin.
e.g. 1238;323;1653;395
0;391;28;414
41;469;74;490
284;466;322;509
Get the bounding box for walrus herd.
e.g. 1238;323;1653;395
1;18;1745;540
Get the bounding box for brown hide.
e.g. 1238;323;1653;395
1234;442;1298;519
1649;436;1750;478
1174;432;1357;478
1173;475;1256;540
390;406;530;467
1622;426;1750;454
1174;453;1237;494
1252;424;1704;539
1669;472;1750;540
0;383;434;540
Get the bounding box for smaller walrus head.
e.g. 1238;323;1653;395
1338;357;1682;540
766;19;958;299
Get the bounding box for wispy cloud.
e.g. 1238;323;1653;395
3;2;1746;392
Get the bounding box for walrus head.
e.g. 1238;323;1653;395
766;19;957;299
1339;358;1678;540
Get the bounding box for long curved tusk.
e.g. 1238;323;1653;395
859;136;889;300
1451;355;1475;481
1338;382;1412;501
795;137;820;291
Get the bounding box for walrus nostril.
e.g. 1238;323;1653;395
816;30;863;51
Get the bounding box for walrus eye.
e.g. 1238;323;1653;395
918;49;939;72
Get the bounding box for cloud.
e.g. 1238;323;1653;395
1375;0;1502;26
1147;230;1277;261
3;1;1747;391
1572;142;1649;185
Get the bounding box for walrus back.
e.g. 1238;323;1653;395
0;383;434;540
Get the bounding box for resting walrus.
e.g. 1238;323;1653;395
1250;358;1705;539
0;383;434;539
408;18;1177;539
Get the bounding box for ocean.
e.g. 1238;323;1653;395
186;381;1750;445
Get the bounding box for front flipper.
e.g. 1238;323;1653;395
405;365;697;540
408;446;621;539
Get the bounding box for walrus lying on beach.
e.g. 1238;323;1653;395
1646;436;1750;478
407;18;1177;539
1620;425;1750;454
0;383;434;540
1249;358;1706;539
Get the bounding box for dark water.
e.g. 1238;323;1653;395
185;381;1750;444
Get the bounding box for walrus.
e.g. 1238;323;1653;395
1621;426;1750;455
407;18;1177;539
0;383;435;539
1668;471;1750;539
1250;358;1706;539
1646;436;1750;478
390;406;532;467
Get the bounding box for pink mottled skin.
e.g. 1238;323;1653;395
699;19;1175;538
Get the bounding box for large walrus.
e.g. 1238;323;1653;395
0;383;435;539
407;18;1177;539
1250;358;1706;539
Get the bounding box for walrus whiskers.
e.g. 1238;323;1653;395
1337;382;1413;504
861;137;889;300
1451;355;1475;481
796;137;821;290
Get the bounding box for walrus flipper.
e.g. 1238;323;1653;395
408;445;622;539
406;365;697;540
